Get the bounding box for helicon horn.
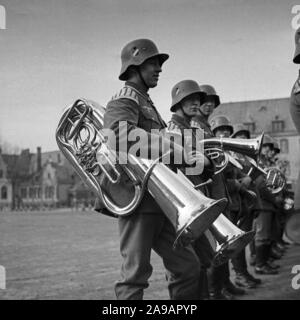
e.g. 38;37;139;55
55;99;227;248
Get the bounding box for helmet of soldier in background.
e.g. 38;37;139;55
232;123;250;139
293;27;300;64
273;141;280;154
262;134;274;148
210;115;233;135
119;39;169;80
170;80;207;112
199;84;221;108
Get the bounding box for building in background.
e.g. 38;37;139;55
0;147;95;211
0;149;15;210
211;97;300;189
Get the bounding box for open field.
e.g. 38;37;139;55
0;210;299;300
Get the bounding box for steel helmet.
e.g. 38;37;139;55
232;123;250;139
293;27;300;64
119;39;169;81
273;141;280;153
210;115;233;134
199;84;220;107
262;134;274;147
170;80;207;112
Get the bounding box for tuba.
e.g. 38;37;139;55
179;172;255;266
56;99;227;248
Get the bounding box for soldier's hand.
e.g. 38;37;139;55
184;150;208;166
240;176;252;188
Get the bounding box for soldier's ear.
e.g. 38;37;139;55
126;66;139;80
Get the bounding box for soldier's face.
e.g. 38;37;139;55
215;128;231;138
261;145;271;155
268;149;275;158
181;93;201;117
235;133;248;139
198;100;215;116
139;57;162;88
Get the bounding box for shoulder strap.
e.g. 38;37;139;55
111;86;139;104
166;121;182;135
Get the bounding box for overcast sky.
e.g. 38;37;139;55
0;0;299;152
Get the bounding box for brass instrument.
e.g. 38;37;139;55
180;173;255;266
209;214;255;266
195;134;264;175
246;158;286;194
201;134;264;162
56;99;227;248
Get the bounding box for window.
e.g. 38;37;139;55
57;153;61;163
29;187;35;199
1;186;7;199
0;170;3;178
272;120;284;132
37;187;41;199
21;188;27;199
280;139;289;154
45;186;54;199
243;122;255;134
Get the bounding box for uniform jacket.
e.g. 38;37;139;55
95;81;175;215
166;114;215;194
190;114;231;209
252;155;277;213
290;70;300;134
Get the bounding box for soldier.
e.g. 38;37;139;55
191;87;242;299
253;135;280;275
210;116;248;297
101;39;205;300
230;124;262;288
166;79;215;299
290;27;300;216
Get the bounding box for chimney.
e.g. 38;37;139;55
37;147;42;172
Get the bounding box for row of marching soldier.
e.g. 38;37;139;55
56;37;296;300
166;80;293;299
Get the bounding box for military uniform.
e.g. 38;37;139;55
104;82;201;300
290;71;300;211
252;154;280;274
167;113;215;299
190;114;233;298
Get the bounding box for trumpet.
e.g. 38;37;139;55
246;158;286;194
197;134;264;175
56;99;227;248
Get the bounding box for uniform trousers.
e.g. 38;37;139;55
115;211;201;300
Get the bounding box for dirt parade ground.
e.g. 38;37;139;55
0;210;299;300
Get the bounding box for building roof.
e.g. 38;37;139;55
211;97;297;135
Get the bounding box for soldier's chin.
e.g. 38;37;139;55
148;81;158;88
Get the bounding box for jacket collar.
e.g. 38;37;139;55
171;114;191;129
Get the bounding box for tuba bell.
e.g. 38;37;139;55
179;172;255;266
56;99;227;248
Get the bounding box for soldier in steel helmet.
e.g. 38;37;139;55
100;39;205;300
166;79;217;299
252;135;281;274
209;116;250;298
230;124;263;289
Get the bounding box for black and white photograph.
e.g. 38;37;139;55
0;0;300;303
